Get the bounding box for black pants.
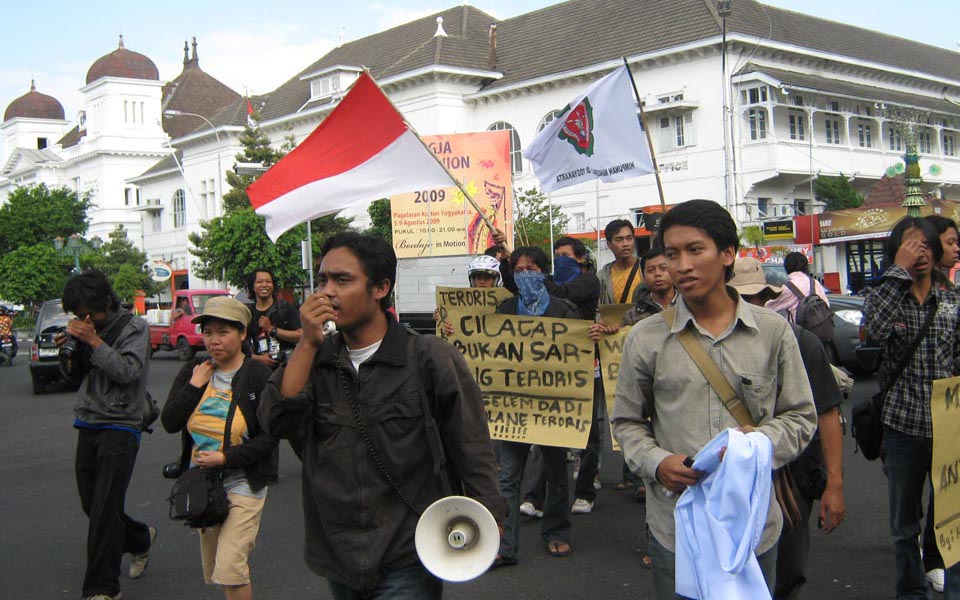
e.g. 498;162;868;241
573;378;604;502
75;428;151;597
774;468;813;600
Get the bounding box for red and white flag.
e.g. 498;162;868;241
248;73;453;241
246;98;256;128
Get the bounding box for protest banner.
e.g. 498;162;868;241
932;376;960;568
444;311;594;448
434;286;512;337
597;328;630;451
391;131;513;258
598;302;633;327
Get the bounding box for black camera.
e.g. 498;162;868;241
162;460;182;480
58;329;90;382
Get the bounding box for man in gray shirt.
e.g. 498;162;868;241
612;200;817;599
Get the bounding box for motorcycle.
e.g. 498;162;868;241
0;336;15;367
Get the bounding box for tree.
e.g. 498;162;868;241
189;208;353;290
89;225;163;302
0;244;67;308
363;198;393;246
740;225;764;249
513;188;569;253
815;174;864;211
0;184;91;254
221;116;288;213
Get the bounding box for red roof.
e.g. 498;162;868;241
86;36;159;84
3;81;64;122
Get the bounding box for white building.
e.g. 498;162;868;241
5;0;960;296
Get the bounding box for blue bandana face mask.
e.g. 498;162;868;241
553;255;581;284
514;270;549;316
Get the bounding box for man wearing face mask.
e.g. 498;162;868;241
494;246;579;566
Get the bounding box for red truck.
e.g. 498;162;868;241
148;289;231;360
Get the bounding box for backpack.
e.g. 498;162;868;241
784;275;835;344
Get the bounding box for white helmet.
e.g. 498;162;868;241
468;255;503;287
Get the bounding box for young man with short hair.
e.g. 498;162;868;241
598;219;643;305
764;252;830;321
259;233;505;598
59;270;155;600
612;200;817;599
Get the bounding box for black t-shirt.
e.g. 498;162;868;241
247;299;302;353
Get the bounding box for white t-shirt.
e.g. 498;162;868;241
348;340;383;372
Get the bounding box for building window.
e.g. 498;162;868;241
825;118;841;144
888;126;903;151
124;187;140;207
488;121;522;173
659;113;695;150
857;121;873;148
152;213;162;232
918;129;932;154
748;109;766;140
172;189;186;228
792;95;804;107
537;110;561;132
945;133;956;157
37;137;48;150
830;101;840;112
757;197;770;217
572;212;586;231
741;86;768;105
795;199;809;215
789;113;805;141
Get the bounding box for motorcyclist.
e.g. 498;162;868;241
0;307;17;360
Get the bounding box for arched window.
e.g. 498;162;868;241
172;189;186;228
537;110;562;133
487;121;522;174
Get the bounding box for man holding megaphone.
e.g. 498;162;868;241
259;233;507;599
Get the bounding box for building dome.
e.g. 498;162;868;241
4;80;65;122
85;35;159;84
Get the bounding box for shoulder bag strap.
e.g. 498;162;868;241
619;259;642;304
662;306;756;428
784;280;805;302
878;298;938;403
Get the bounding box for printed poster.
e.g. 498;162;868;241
931;376;960;568
391;131;513;258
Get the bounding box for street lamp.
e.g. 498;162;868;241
163;109;223;218
54;234;102;274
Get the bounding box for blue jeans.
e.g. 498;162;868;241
647;534;777;600
326;562;442;599
498;441;570;561
882;426;960;599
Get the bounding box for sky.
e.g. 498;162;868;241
2;0;958;126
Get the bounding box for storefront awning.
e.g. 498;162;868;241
818;200;960;244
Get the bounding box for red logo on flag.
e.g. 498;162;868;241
556;98;595;157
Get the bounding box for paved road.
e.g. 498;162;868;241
0;352;938;599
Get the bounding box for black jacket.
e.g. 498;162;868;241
259;318;506;592
545;271;601;320
162;357;277;491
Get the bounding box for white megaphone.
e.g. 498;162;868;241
415;495;500;582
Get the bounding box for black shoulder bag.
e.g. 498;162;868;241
168;397;237;528
851;299;936;460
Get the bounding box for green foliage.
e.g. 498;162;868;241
0;184;91;254
222;117;289;213
0;244;68;307
815;174;864;211
363;198;393;246
88;226;163;302
189;208;353;290
513;188;569;253
741;225;764;248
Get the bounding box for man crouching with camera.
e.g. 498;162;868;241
57;270;156;600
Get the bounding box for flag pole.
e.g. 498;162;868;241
362;69;503;248
621;57;666;211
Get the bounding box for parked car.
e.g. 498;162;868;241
29;299;77;394
825;294;876;373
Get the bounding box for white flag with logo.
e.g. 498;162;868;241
524;65;654;193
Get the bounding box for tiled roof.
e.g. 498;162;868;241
86;36;159;84
737;65;960;115
258;5;498;121
864;173;938;207
4;81;65;122
57;125;83;149
133;151;181;180
161;40;241;139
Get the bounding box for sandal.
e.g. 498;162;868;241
546;539;572;557
614;481;632;491
640;553;652;569
491;555;518;569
